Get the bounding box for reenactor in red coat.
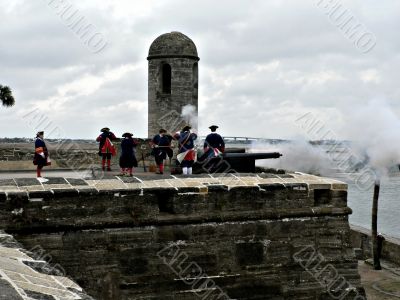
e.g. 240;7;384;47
96;127;117;171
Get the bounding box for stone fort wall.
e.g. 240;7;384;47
0;173;365;299
0;140;155;170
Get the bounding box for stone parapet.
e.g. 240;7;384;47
1;173;347;232
0;173;366;299
350;224;400;266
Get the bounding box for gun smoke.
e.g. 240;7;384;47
344;99;400;176
251;140;335;176
253;100;400;180
181;105;198;132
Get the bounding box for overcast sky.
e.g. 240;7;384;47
1;0;399;139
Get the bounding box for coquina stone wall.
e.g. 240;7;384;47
0;173;366;299
350;224;400;266
0;140;154;170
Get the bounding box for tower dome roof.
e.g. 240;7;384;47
148;32;199;60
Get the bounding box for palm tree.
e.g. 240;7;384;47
0;85;15;107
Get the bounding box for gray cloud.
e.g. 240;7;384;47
1;0;399;140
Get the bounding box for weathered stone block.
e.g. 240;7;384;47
51;188;79;197
330;190;348;207
7;191;29;205
0;192;6;203
172;193;207;214
28;190;54;201
76;187;98;195
120;252;149;275
235;242;265;266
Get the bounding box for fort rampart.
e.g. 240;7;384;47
0;173;366;299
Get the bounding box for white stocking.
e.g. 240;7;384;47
182;167;188;175
188;167;192;175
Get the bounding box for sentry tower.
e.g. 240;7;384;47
147;32;199;137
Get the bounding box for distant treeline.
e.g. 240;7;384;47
0;138;98;144
0;137;348;145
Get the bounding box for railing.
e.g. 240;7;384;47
198;136;289;145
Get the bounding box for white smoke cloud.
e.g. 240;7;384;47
251;140;335;176
181;104;198;132
253;100;400;179
343;99;400;175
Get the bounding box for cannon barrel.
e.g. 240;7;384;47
223;148;246;154
193;151;283;174
222;152;282;159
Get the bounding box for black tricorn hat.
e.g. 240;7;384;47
159;128;167;133
101;127;110;132
209;125;219;130
122;132;133;137
182;125;191;132
36;131;44;136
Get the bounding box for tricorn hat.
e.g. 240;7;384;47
182;125;191;132
159;128;167;133
209;125;219;130
101;127;110;132
122;132;133;137
36;131;44;136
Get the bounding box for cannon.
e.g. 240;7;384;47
194;150;282;173
223;148;246;154
222;152;282;159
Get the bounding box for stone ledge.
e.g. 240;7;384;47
0;174;350;233
3;207;353;235
0;173;347;199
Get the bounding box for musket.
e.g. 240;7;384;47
142;152;147;172
140;144;147;172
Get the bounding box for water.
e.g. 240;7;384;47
319;141;400;239
333;173;400;239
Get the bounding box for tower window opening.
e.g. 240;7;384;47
162;64;171;94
